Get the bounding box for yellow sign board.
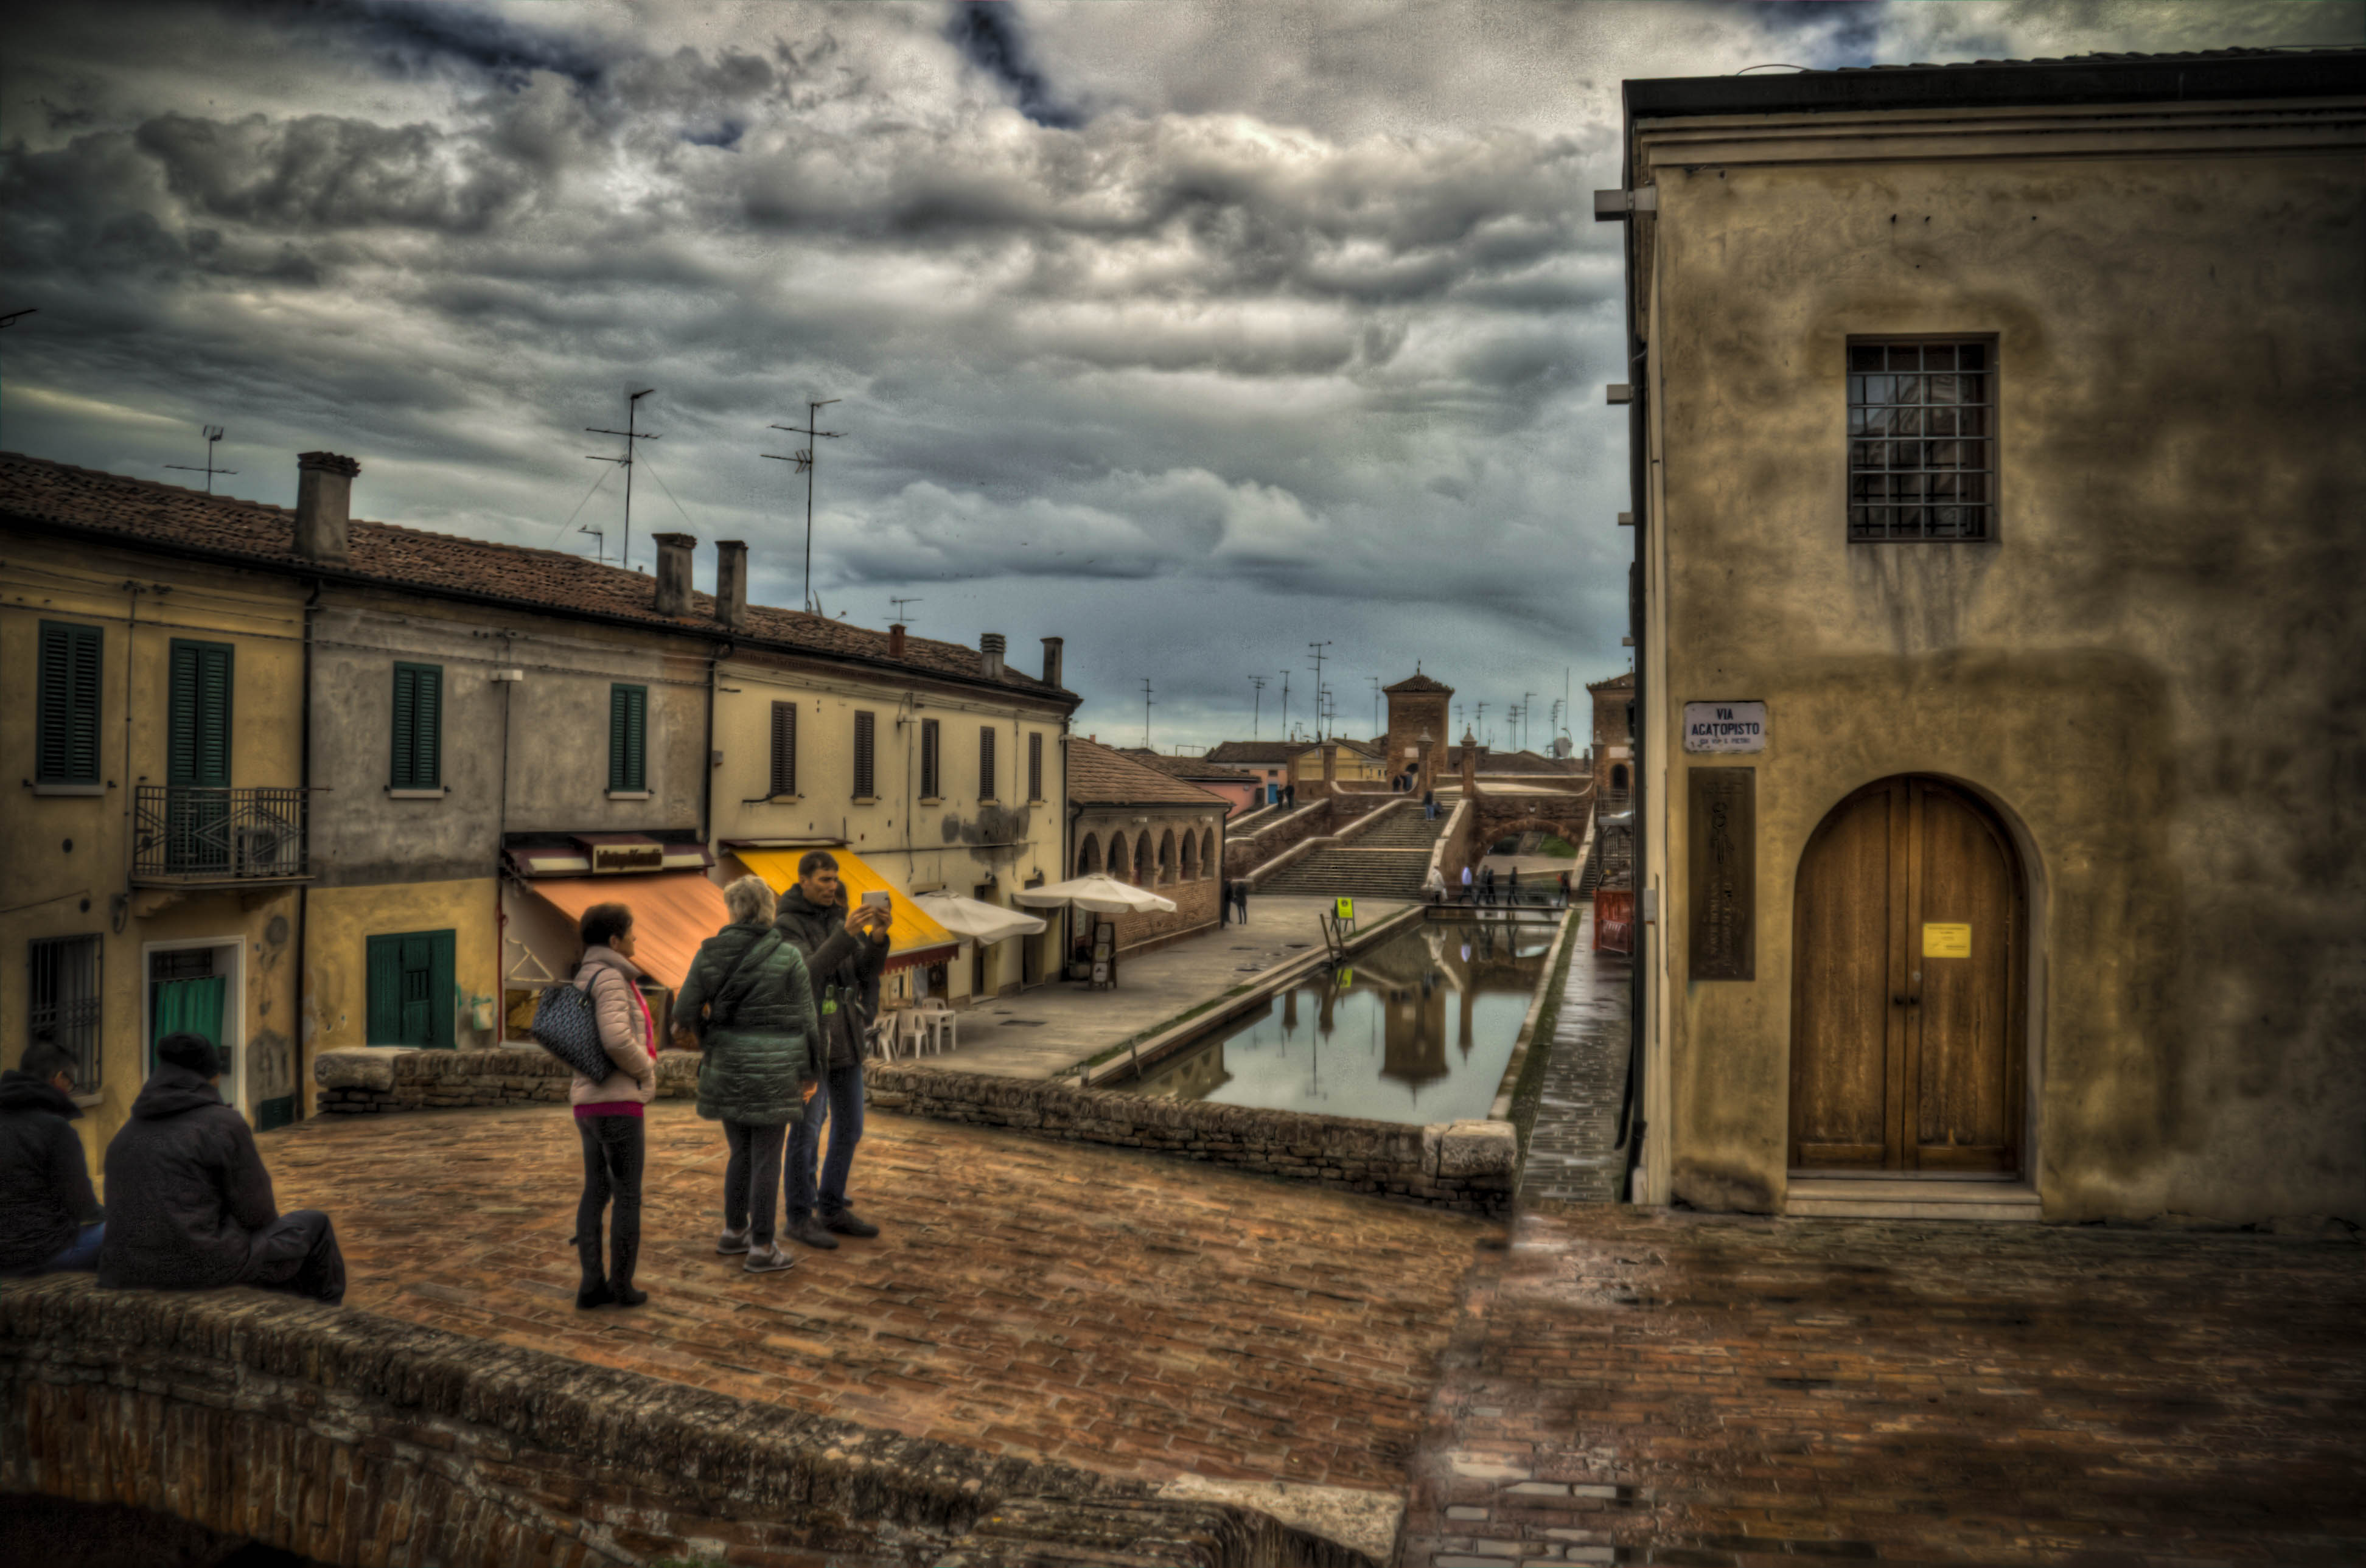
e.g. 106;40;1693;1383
1923;922;1972;958
1335;897;1355;920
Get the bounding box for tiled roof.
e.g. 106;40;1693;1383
0;452;1078;704
1067;738;1230;808
1205;741;1302;766
1117;749;1260;783
1835;46;2365;71
1383;670;1453;695
1446;747;1589;776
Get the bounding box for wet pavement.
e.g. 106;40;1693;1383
1520;907;1631;1205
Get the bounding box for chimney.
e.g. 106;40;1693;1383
713;540;748;631
888;624;907;660
294;451;360;564
1041;636;1064;689
652;532;696;617
980;632;1006;680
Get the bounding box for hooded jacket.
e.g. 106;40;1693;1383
676;921;821;1126
772;885;888;1070
97;1064;278;1291
0;1070;103;1272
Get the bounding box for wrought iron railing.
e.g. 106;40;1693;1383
132;786;312;883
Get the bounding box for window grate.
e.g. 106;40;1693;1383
29;935;103;1091
1848;340;1994;542
769;701;797;796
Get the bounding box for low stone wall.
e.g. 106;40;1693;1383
315;1044;703;1113
868;1065;1516;1214
0;1278;1375;1568
1107;874;1221;957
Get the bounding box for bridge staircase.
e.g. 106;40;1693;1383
1255;804;1448;901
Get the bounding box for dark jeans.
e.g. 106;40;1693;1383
723;1118;788;1243
787;1059;864;1220
1;1221;104;1278
237;1211;346;1305
573;1114;644;1290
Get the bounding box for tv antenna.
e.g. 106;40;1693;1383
1247;675;1267;739
889;596;923;624
764;398;842;613
1306;641;1333;740
1368;675;1383;742
1140;677;1155;749
165;425;237;493
1523;691;1537;752
585;389;658;568
1277;670;1292;742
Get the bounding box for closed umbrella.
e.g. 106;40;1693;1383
1010;874;1178;916
914;892;1049;946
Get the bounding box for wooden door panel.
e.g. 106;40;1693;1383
1908;783;2017;1171
1788;784;1896;1166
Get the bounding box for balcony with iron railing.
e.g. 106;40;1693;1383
131;786;313;885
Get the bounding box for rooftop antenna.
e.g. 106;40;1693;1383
1474;700;1488;748
1368;675;1383;742
764;398;842;614
585;389;658;569
1278;669;1292;742
889;596;923;624
1140;677;1155;749
1247;675;1267;739
0;308;37;329
164;425;237;493
1523;691;1537;752
1306;641;1333;740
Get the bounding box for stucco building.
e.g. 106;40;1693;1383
1117;750;1263;817
1066;739;1228;956
1606;48;2366;1224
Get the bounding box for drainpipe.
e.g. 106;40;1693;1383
111;580;144;937
296;578;320;1118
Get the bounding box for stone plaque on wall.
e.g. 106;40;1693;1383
1688;767;1756;981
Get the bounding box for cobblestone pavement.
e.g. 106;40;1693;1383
258;1101;1490;1490
1401;1205;2366;1566
1518;909;1630;1207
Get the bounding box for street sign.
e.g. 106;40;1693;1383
1682;701;1768;753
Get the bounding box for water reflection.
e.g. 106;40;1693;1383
1117;919;1555;1124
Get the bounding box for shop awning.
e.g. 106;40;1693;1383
730;849;960;974
520;870;731;991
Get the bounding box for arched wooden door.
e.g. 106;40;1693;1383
1789;776;2025;1174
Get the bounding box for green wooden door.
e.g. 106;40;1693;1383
366;930;456;1048
151;976;226;1072
167;640;235;874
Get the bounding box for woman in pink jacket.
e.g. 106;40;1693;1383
571;902;658;1308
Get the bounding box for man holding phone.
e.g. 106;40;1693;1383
773;850;892;1249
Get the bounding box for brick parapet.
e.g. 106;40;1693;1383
313;1045;702;1114
0;1277;1375;1567
867;1066;1514;1215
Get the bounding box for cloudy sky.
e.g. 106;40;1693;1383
5;1;2357;750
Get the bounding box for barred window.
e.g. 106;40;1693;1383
28;935;103;1091
1848;340;1994;542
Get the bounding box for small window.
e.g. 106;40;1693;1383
979;726;997;801
1848;340;1995;542
366;929;455;1048
1028;732;1044;801
609;684;648;792
769;701;797;797
391;663;442;790
853;710;876;798
27;935;103;1091
35;621;104;786
920;717;940;798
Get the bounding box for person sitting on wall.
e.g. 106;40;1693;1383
570;902;658;1309
773;852;892;1251
98;1032;345;1303
675;875;820;1277
0;1034;105;1278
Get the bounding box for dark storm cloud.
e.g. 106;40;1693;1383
6;0;2356;747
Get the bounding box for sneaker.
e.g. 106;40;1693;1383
822;1209;881;1239
715;1225;752;1255
788;1213;840;1250
743;1241;797;1274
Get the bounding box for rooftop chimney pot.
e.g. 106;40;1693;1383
713;540;748;631
294;451;360;565
888;623;907;660
1040;636;1064;690
652;532;696;617
980;632;1006;680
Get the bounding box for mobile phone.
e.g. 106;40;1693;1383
861;891;892;910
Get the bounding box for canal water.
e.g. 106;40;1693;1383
1109;916;1558;1125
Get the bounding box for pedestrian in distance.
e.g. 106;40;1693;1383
1460;863;1474;905
1557;869;1572;908
1423;787;1437;821
97;1032;345;1303
773;852;891;1251
1508;866;1521;905
675;876;820;1277
569;902;657;1309
1231;877;1251;925
0;1034;105;1278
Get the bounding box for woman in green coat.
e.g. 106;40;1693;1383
674;875;821;1275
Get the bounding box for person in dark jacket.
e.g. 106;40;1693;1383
675;874;821;1275
773;851;890;1250
0;1036;105;1277
98;1033;344;1303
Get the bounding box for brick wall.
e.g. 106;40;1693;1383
1107;874;1220;956
0;1277;1375;1568
315;1045;702;1113
868;1067;1515;1215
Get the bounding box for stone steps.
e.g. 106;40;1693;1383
1258;847;1435;899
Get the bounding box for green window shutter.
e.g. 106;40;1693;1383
920;719;938;797
168;641;234;787
391;666;417;787
36;622;103;784
427;930;456;1048
610;684;647;792
854;711;876;798
391;664;442;789
365;935;404;1044
769;700;797;796
979;726;996;800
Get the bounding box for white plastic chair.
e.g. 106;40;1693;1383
917;997;957;1055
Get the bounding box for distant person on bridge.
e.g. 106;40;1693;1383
1460;863;1473;904
1423;787;1437;821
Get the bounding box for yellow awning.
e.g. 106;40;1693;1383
730;849;961;974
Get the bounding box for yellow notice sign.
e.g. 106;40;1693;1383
1335;897;1356;920
1923;922;1972;958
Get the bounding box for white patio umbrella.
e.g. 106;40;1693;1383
914;891;1048;946
1010;874;1178;916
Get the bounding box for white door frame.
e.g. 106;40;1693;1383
140;935;248;1121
